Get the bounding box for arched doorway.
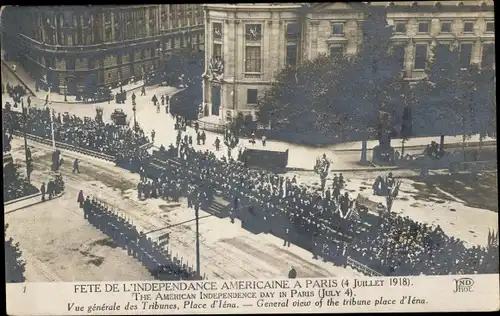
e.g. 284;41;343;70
211;85;221;116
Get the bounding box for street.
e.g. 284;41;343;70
6;137;359;280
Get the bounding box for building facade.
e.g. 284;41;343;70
1;5;204;95
202;1;495;123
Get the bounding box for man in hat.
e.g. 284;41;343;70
77;190;85;208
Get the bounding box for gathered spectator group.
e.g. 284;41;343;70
3;99;497;277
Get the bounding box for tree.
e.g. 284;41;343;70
417;45;491;159
259;4;407;147
5;224;26;283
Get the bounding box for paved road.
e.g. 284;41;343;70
4;188;154;282
8;138;358;280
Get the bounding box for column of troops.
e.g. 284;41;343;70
81;196;199;281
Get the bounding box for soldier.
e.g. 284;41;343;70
73;158;80;173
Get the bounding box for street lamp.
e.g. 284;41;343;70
132;103;137;132
20;100;31;183
64;77;68;102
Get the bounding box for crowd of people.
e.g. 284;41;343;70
3;161;39;203
129;140;498;276
2;91;496;276
2;82;28;105
4;107;150;158
81;195;199;280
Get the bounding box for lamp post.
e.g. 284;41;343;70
195;205;200;279
21;100;31;183
132;103;137;132
64;77;68;102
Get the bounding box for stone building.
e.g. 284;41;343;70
202;1;494;123
1;5;204;95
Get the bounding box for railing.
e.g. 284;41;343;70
196;119;227;134
347;257;383;277
11;131;116;162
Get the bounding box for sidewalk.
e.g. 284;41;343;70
329;134;497;152
2;59;145;104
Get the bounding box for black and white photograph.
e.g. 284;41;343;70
2;2;498;314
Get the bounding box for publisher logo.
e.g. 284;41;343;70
453;278;474;293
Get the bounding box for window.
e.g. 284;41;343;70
213;43;222;59
394;22;406;33
463;22;474;33
247;89;258;105
486;21;494;33
286;44;297;66
213;22;222;40
418;22;429;33
332;23;344;36
245;46;261;72
66;58;75;71
440;21;451;33
414;44;428;70
286;23;299;41
391;44;405;69
482;43;495;69
330;45;344;58
245;24;262;41
459;43;473;68
434;43;451;66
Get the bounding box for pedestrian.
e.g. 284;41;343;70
77;190;85;208
165;94;169;106
214;137;220;151
27;96;31;107
141;86;146;96
283;226;291;247
132;92;136;105
72;158;80;173
152;94;158;106
262;135;267;147
157;103;160;113
40;182;46;202
161;95;165;106
196;132;201;145
194;121;199;134
201;131;206;145
47;180;53;200
288;266;297;279
165;103;169;114
151;130;155;143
